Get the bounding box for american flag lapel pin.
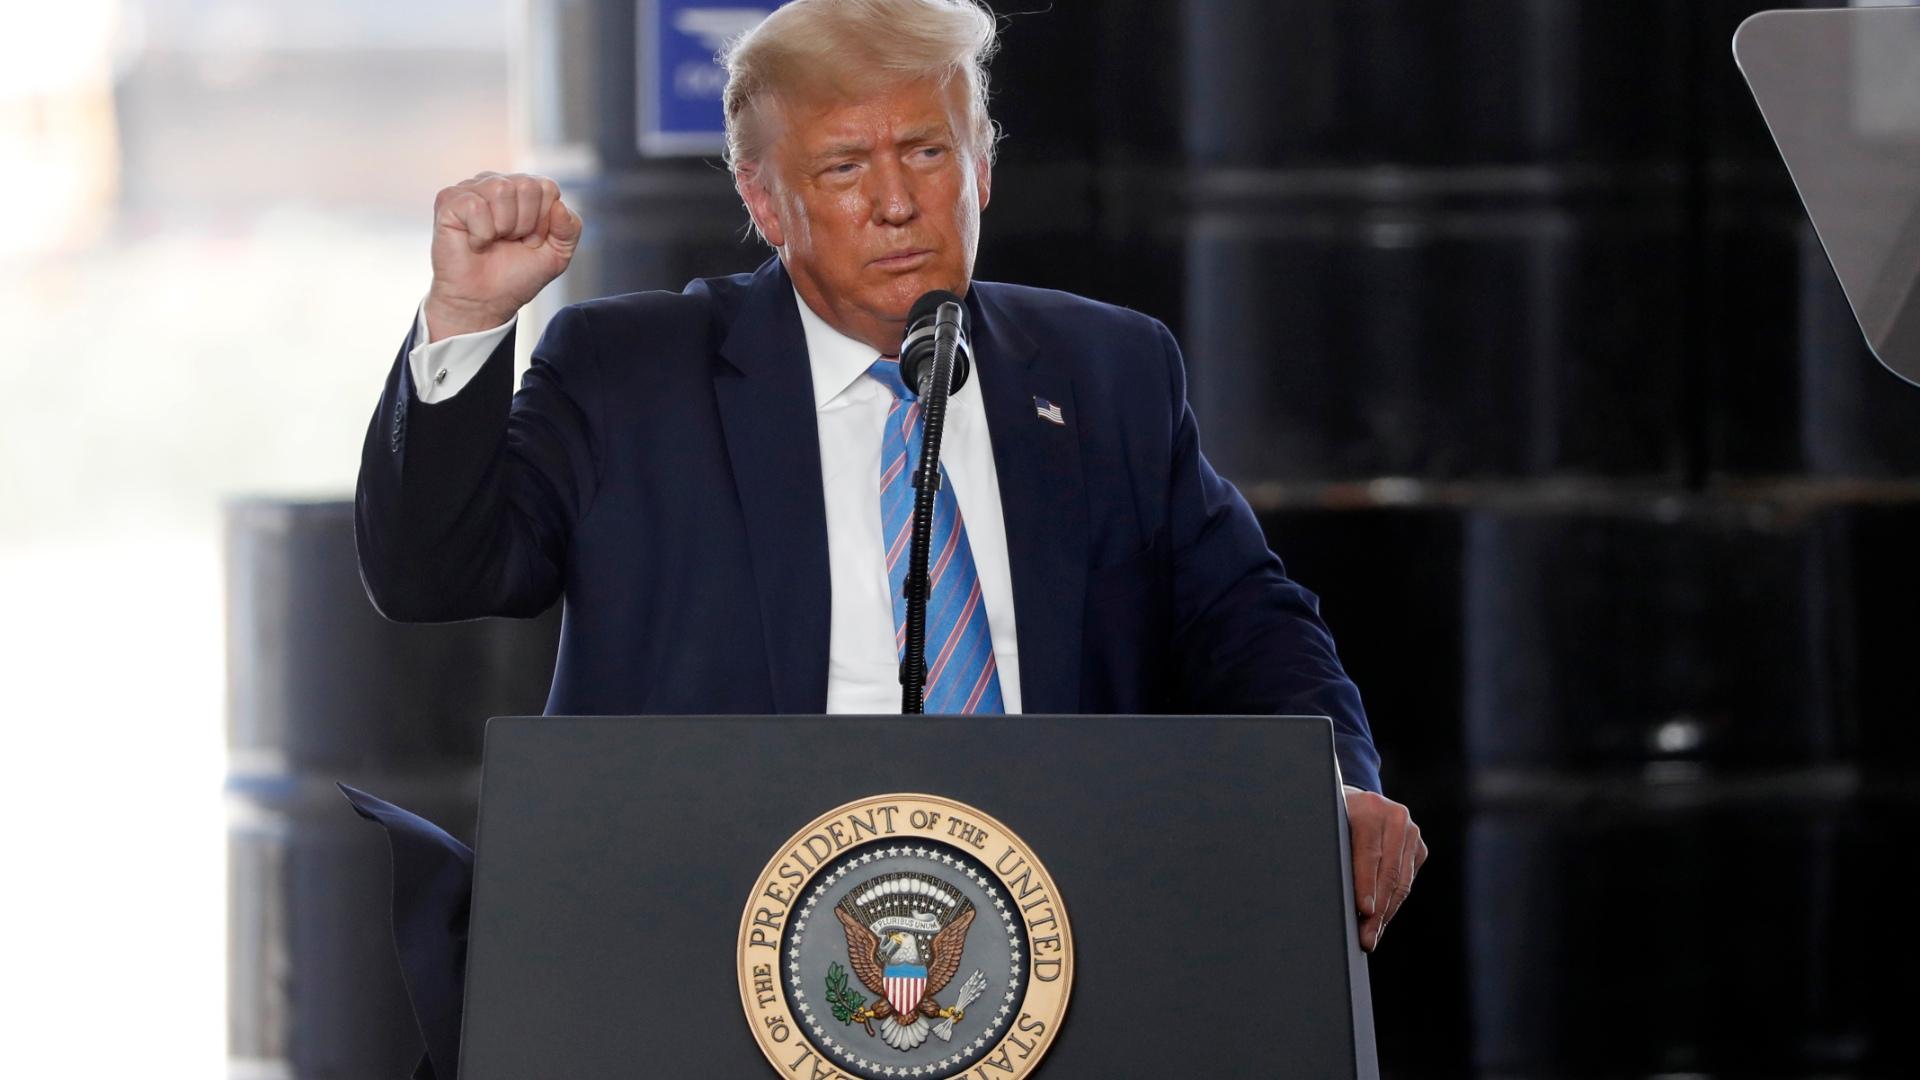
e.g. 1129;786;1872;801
1033;396;1066;425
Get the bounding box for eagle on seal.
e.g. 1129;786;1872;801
833;873;978;1052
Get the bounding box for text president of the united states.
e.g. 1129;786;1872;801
356;0;1426;950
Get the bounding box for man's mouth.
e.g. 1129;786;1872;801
871;249;933;269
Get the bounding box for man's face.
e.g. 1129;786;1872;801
740;77;992;354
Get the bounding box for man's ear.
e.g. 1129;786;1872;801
737;167;786;249
974;153;992;214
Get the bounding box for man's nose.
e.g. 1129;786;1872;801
868;159;917;226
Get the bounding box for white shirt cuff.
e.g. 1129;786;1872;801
408;299;517;404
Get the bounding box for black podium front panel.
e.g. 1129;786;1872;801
460;715;1376;1077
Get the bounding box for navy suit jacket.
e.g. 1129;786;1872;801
355;257;1380;792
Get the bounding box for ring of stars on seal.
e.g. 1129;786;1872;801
738;794;1073;1080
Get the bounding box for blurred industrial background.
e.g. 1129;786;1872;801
5;0;1917;1077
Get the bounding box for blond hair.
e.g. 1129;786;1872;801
720;0;1001;177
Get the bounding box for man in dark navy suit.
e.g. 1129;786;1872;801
356;0;1425;953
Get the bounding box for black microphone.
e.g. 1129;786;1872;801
895;289;971;713
900;290;971;399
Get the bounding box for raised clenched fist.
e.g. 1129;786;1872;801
424;171;582;341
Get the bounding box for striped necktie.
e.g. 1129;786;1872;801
868;356;1005;715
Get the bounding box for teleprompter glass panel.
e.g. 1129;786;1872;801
1737;5;1920;385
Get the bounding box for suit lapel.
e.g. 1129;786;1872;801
969;286;1087;714
714;260;832;713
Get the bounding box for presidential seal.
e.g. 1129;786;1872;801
738;794;1073;1080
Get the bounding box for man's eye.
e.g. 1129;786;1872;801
830;163;859;175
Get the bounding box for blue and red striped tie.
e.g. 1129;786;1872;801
869;356;1005;715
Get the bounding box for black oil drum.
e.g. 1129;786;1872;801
225;499;558;1078
1467;774;1862;1076
1176;1;1693;484
1461;496;1842;771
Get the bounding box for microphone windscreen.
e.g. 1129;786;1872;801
908;289;964;330
901;289;971;399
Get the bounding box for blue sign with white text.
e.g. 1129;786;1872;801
639;0;786;156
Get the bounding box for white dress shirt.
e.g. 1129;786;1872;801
405;292;1024;715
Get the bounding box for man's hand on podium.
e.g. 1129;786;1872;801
1346;789;1427;952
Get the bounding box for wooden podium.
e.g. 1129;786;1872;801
457;715;1378;1078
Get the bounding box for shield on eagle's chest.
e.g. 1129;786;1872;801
884;963;928;1016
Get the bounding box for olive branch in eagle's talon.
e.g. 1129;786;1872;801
826;962;877;1036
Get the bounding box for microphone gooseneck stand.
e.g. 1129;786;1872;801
899;298;969;714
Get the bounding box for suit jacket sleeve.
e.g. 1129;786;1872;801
1154;320;1383;793
355;305;603;622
